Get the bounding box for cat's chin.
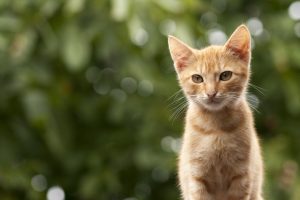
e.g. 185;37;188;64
202;102;226;111
192;100;227;111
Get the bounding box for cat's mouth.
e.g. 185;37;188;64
191;96;225;108
191;96;226;110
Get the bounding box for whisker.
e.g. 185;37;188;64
249;83;266;96
169;100;187;112
167;89;186;115
166;89;183;102
170;101;188;122
249;83;265;91
171;104;187;121
168;96;186;107
248;103;260;113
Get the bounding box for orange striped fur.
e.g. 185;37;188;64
168;25;264;200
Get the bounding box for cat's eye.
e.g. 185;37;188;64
219;71;232;81
191;74;203;83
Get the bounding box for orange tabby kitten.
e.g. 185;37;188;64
168;25;264;200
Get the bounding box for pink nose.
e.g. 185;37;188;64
207;92;217;98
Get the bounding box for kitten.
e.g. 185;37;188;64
168;25;264;200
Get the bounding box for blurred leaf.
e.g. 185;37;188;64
64;0;85;15
0;15;21;32
111;0;129;21
22;90;50;125
61;23;91;71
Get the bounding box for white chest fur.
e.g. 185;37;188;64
185;131;250;183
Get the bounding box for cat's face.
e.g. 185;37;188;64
168;25;251;111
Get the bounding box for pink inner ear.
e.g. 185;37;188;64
227;44;250;63
175;56;189;71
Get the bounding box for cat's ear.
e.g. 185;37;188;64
225;25;251;63
168;36;196;72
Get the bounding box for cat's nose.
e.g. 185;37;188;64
207;92;217;98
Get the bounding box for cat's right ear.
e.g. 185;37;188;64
225;25;251;64
168;36;195;72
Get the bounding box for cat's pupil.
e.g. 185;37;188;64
192;74;203;83
220;71;232;81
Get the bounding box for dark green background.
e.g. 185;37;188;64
0;0;300;199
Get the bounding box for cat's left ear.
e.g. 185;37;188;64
225;25;251;64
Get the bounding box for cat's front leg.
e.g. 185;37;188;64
227;174;251;200
188;176;214;200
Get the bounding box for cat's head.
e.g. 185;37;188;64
168;25;251;111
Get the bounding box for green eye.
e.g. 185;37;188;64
191;74;203;83
220;71;232;81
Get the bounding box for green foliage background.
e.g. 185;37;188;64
0;0;300;199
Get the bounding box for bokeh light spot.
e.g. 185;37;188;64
121;77;137;94
110;89;127;102
247;17;263;36
132;28;148;46
46;186;65;200
200;12;217;27
294;22;300;37
124;198;138;200
94;80;110;95
161;136;181;153
159;19;176;35
111;0;129;21
212;0;227;13
288;1;300;20
171;137;182;153
138;80;153;97
161;136;173;152
208;29;227;45
31;174;47;192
